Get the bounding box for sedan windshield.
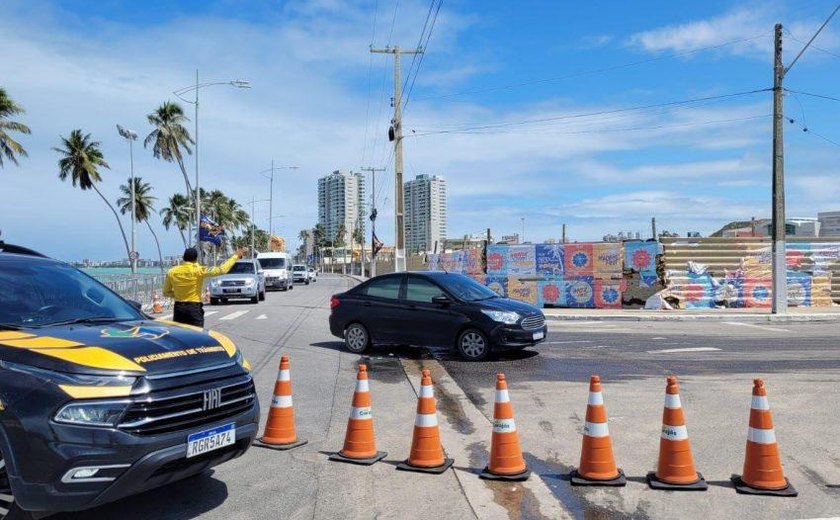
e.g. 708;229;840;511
0;261;143;327
228;262;256;274
437;274;500;301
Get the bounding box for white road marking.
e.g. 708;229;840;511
724;322;791;333
205;311;219;316
585;345;612;349
651;337;666;340
256;314;267;320
544;340;592;344
647;347;722;354
220;310;250;321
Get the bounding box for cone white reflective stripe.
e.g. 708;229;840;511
350;406;373;420
588;391;603;405
271;395;293;408
415;413;439;427
492;417;516;433
419;385;434;398
277;369;290;382
495;389;510;403
664;394;681;409
583;421;609;438
751;395;770;410
356;379;369;393
661;424;689;441
747;427;777;444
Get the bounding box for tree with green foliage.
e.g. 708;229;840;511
117;178;164;272
0;88;31;168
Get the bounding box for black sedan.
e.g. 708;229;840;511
329;271;547;360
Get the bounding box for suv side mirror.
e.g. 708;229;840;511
432;295;451;305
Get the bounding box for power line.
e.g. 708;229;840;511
788;117;840;148
403;0;443;113
785;88;840;103
785;2;840;74
785;31;840;60
369;0;401;177
412;32;771;103
409;88;772;136
401;0;436;97
360;0;380;167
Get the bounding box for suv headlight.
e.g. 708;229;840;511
54;401;129;427
481;309;520;325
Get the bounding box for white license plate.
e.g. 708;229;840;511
186;423;235;458
533;331;545;340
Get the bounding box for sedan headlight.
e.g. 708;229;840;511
54;401;129;427
481;309;520;325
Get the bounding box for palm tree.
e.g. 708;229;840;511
160;193;191;247
117;178;164;272
334;224;347;274
352;226;364;275
0;88;31;168
54;130;130;259
313;223;326;269
144;101;194;195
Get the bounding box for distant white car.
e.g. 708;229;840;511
308;266;318;282
292;264;310;285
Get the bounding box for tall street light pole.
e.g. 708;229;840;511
117;125;138;273
258;161;299;240
174;72;250;261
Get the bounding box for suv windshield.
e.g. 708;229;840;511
228;262;256;274
258;258;285;269
293;265;305;272
0;260;143;327
437;274;500;302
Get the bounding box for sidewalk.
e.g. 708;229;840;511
543;306;840;322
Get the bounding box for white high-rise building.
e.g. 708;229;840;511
404;174;447;254
317;170;366;246
818;211;840;237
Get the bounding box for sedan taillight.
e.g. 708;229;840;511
330;296;340;309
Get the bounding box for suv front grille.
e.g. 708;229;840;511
118;378;256;436
221;280;246;287
520;315;546;330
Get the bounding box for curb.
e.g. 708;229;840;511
544;313;840;323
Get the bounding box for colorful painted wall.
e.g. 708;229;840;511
428;240;661;308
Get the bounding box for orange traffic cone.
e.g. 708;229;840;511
479;373;530;481
731;379;797;496
647;376;707;490
253;355;307;450
570;375;626;486
397;369;454;474
152;293;163;313
329;364;387;465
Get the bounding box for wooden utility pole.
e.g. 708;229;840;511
771;23;787;314
361;166;385;278
371;45;424;273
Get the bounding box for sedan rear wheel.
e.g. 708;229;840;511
457;328;491;361
344;323;370;353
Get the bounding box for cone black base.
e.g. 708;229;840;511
253;438;308;451
731;475;798;497
570;468;627;487
329;451;387;466
647;471;708;491
479;466;531;481
396;458;454;474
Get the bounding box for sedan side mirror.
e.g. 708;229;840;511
432;295;451;305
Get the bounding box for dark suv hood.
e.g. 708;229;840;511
476;297;543;316
0;320;238;376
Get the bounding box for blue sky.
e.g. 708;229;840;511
1;0;840;261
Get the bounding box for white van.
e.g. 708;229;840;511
256;252;294;291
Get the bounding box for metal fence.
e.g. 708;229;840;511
91;274;172;313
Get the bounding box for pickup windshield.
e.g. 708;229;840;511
0;261;143;327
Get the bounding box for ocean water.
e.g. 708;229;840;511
83;267;166;276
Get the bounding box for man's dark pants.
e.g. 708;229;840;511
173;301;204;327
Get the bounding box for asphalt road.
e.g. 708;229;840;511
54;276;840;519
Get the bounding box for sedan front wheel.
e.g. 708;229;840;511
457;328;491;361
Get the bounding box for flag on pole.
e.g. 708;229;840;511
199;216;225;246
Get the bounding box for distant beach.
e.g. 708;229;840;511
82;267;166;277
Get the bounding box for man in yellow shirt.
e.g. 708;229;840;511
163;247;248;327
